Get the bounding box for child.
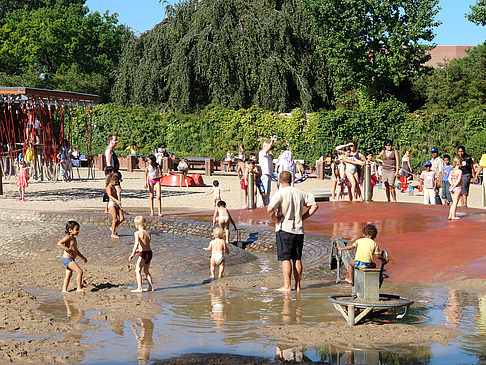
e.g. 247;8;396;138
206;180;230;207
213;201;237;243
16;159;29;201
330;154;343;201
144;155;163;216
419;161;436;205
448;157;463;220
246;159;266;206
103;166;115;213
365;152;378;200
57;221;87;293
337;224;388;285
129;216;154;292
203;228;230;279
106;173;125;238
441;154;453;206
400;151;413;182
177;158;189;187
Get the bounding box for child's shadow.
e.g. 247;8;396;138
90;282;123;292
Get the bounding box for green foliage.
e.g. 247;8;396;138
304;0;440;100
421;44;486;111
112;0;332;112
467;0;486;26
0;2;129;101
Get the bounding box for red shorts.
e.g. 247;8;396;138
240;179;247;191
139;250;153;264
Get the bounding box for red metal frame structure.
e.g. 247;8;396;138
0;87;100;192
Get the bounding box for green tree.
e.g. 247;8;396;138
423;44;486;111
304;0;440;100
0;2;129;100
467;0;486;26
0;0;85;21
112;0;332;112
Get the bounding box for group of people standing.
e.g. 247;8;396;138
330;140;483;207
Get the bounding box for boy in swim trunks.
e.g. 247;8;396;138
213;200;237;243
203;228;230;279
57;221;88;293
129;216;154;292
338;224;389;285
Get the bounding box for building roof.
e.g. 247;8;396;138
424;45;475;67
0;87;100;104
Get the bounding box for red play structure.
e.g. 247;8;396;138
0;87;99;186
159;173;205;187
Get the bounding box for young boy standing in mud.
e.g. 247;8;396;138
213;201;237;243
129;216;154;292
338;224;389;285
57;221;88;293
204;228;230;279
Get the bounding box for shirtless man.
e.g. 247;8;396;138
203;228;230;279
213;200;237;243
129;216;154;292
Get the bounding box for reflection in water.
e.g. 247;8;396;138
478;295;486;334
444;289;461;327
210;285;226;329
131;318;154;365
275;345;311;362
64;299;84;323
320;345;432;365
281;293;302;324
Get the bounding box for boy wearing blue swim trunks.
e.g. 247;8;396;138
338;224;388;285
57;221;88;293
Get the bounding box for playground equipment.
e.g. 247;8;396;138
158;173;204;187
328;237;414;326
0;87;99;191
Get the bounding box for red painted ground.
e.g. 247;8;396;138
232;202;486;283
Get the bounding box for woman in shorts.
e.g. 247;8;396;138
376;140;399;202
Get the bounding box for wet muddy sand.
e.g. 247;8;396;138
0;199;486;363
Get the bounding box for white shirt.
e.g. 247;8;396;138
259;150;273;175
268;186;316;235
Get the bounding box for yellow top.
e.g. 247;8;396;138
353;238;379;263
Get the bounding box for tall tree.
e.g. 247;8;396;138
112;0;333;112
467;0;486;26
0;0;85;21
0;2;129;100
305;0;440;100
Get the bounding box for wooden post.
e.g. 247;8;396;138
316;161;324;180
162;157;170;175
204;158;214;176
0;160;3;195
347;304;355;327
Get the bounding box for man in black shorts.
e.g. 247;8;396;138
267;171;318;292
458;146;474;207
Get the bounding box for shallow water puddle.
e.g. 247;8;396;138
28;280;486;364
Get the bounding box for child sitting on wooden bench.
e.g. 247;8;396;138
338;224;389;285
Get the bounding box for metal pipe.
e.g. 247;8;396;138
482;167;485;208
363;162;371;201
247;171;255;209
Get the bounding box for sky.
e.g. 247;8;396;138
86;0;486;45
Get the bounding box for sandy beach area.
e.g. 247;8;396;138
0;168;484;213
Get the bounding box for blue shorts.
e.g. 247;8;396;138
256;179;265;194
354;261;373;269
62;257;74;269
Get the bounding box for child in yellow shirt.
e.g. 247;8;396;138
338;224;388;285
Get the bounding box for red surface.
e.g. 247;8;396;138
159;174;205;187
232;202;486;283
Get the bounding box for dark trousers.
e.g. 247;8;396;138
434;187;442;205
